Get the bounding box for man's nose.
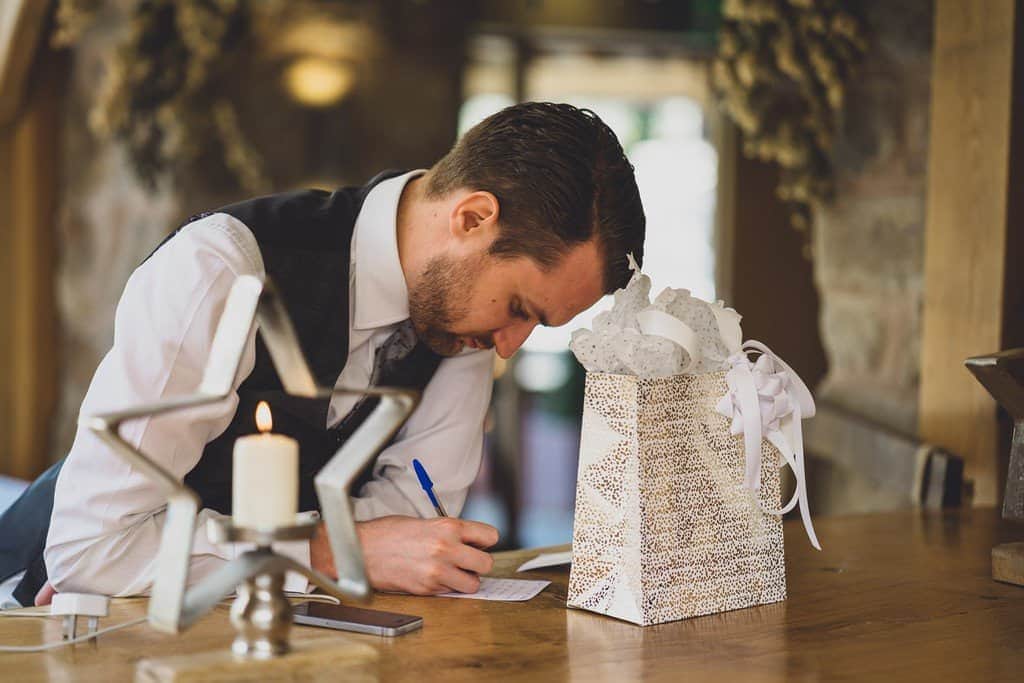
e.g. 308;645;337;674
493;321;537;359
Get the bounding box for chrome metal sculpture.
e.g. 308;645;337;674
81;275;418;657
966;348;1024;587
966;349;1024;523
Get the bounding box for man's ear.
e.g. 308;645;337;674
449;191;500;241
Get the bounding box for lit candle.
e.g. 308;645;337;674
232;401;299;529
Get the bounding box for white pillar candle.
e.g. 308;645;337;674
232;401;299;529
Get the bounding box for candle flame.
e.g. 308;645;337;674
255;401;273;433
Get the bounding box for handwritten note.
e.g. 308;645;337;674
436;578;550;602
516;550;572;572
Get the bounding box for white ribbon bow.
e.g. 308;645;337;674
716;340;821;550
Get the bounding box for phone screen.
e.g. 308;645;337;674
293;602;423;636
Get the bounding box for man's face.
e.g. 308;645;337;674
408;239;605;359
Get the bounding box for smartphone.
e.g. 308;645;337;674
293;602;423;637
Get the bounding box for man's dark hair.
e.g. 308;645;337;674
425;101;645;293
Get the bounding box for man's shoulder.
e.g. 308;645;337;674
213;188;361;251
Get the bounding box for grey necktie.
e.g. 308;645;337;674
328;319;444;492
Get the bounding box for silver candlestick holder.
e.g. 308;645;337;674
206;513;321;658
81;274;419;658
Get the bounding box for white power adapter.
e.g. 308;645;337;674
50;593;110;641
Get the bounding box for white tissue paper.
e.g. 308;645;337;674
569;256;743;378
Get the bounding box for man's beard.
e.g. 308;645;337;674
408;253;488;357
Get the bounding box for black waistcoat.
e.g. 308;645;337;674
183;170;443;513
0;170;443;604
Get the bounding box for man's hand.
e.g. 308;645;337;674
309;516;499;595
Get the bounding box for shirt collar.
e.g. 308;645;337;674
352;169;426;331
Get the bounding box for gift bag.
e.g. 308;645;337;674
567;260;819;626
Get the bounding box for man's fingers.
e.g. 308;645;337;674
456;519;500;549
436;565;481;595
450;543;494;576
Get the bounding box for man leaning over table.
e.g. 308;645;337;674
0;102;646;608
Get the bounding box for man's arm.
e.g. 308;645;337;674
312;348;499;594
353;348;496;519
44;214;311;597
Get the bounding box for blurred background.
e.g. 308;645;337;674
1;0;1021;549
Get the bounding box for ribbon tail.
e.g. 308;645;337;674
788;404;820;550
732;366;763;491
766;413;821;550
762;430;799;515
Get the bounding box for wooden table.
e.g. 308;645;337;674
1;508;1022;682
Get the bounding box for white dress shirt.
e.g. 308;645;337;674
43;171;494;598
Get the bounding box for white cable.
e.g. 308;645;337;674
0;616;147;653
0;593;337;653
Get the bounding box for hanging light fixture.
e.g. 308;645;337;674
284;56;355;107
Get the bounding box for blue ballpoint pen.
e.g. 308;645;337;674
412;458;448;518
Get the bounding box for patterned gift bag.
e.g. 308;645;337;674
567;343;819;626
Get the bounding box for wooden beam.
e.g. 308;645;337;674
712;115;737;306
0;0;50;126
919;0;1024;505
0;120;11;475
0;44;61;480
727;139;827;389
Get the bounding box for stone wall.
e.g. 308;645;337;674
812;0;933;436
800;0;936;515
52;17;183;456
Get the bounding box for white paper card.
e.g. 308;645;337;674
516;550;573;572
435;578;550;601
